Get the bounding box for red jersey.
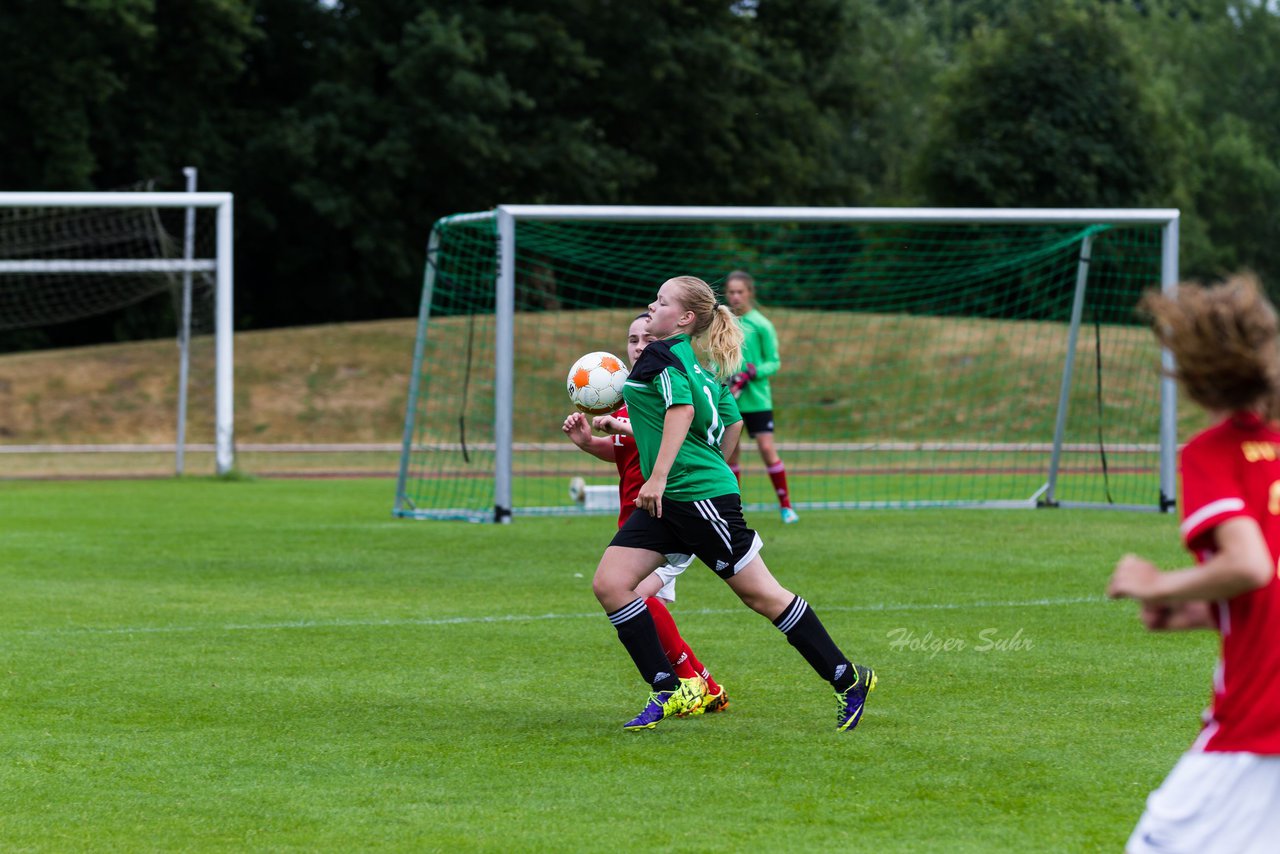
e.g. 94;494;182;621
612;405;645;528
1179;412;1280;754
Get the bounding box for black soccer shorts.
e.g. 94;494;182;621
741;409;775;437
609;492;763;579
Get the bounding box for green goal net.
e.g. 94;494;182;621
395;207;1179;522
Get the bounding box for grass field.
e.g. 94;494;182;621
0;477;1214;851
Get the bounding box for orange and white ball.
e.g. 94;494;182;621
566;351;629;416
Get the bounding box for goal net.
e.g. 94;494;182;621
395;206;1179;522
0;190;235;476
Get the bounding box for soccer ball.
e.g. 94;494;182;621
566;351;628;416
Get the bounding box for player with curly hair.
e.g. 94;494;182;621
1108;273;1280;852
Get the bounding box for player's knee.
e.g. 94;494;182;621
592;567;635;607
727;568;792;619
735;588;770;615
591;571;614;604
755;593;793;619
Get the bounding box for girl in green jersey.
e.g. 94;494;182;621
594;275;876;732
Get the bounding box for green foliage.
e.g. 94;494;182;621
3;0;1279;339
918;1;1177;208
1128;0;1280;289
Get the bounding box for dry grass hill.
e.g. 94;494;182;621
0;310;1204;479
0;319;418;447
0;319;419;478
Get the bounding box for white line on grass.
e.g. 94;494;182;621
11;595;1107;637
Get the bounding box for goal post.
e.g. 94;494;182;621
0;190;235;474
395;205;1179;522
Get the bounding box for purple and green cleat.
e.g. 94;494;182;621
835;664;877;732
623;678;704;730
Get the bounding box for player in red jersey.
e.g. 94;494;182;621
562;312;731;715
1108;274;1280;853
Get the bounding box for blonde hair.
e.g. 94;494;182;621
1139;273;1280;417
665;275;743;379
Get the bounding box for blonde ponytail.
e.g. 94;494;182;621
705;304;744;380
664;275;744;380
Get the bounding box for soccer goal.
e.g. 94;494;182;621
395;206;1179;522
0;187;235;475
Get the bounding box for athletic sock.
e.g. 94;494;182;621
644;597;700;680
699;666;722;696
686;645;716;691
767;460;792;509
773;595;855;692
608;598;681;692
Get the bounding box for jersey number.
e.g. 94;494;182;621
701;386;725;449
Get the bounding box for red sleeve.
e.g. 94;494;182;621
1180;435;1248;553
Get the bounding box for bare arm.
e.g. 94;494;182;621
634;405;694;519
1108;516;1274;610
722;420;743;462
593;414;633;437
1140;601;1217;631
562;412;616;463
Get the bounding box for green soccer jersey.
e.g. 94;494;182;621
735;308;780;414
622;334;742;501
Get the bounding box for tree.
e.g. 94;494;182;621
1127;0;1280;288
917;0;1178;208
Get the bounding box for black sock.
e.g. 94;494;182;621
608;598;681;692
774;595;856;692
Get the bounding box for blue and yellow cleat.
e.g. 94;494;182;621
835;664;877;732
780;507;799;524
623;678;704;730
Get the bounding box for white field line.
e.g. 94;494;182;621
10;595;1106;637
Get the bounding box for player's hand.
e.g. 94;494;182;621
561;412;592;447
728;363;757;395
1142;600;1214;632
1107;554;1162;601
592;414;628;436
635;475;667;518
1140;603;1173;630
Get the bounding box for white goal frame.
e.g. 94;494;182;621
398;205;1180;522
0;191;236;474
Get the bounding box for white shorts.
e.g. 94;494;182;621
650;553;695;603
1127;751;1280;853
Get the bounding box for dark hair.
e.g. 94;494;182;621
725;270;758;312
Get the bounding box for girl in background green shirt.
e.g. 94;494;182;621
725;271;798;524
